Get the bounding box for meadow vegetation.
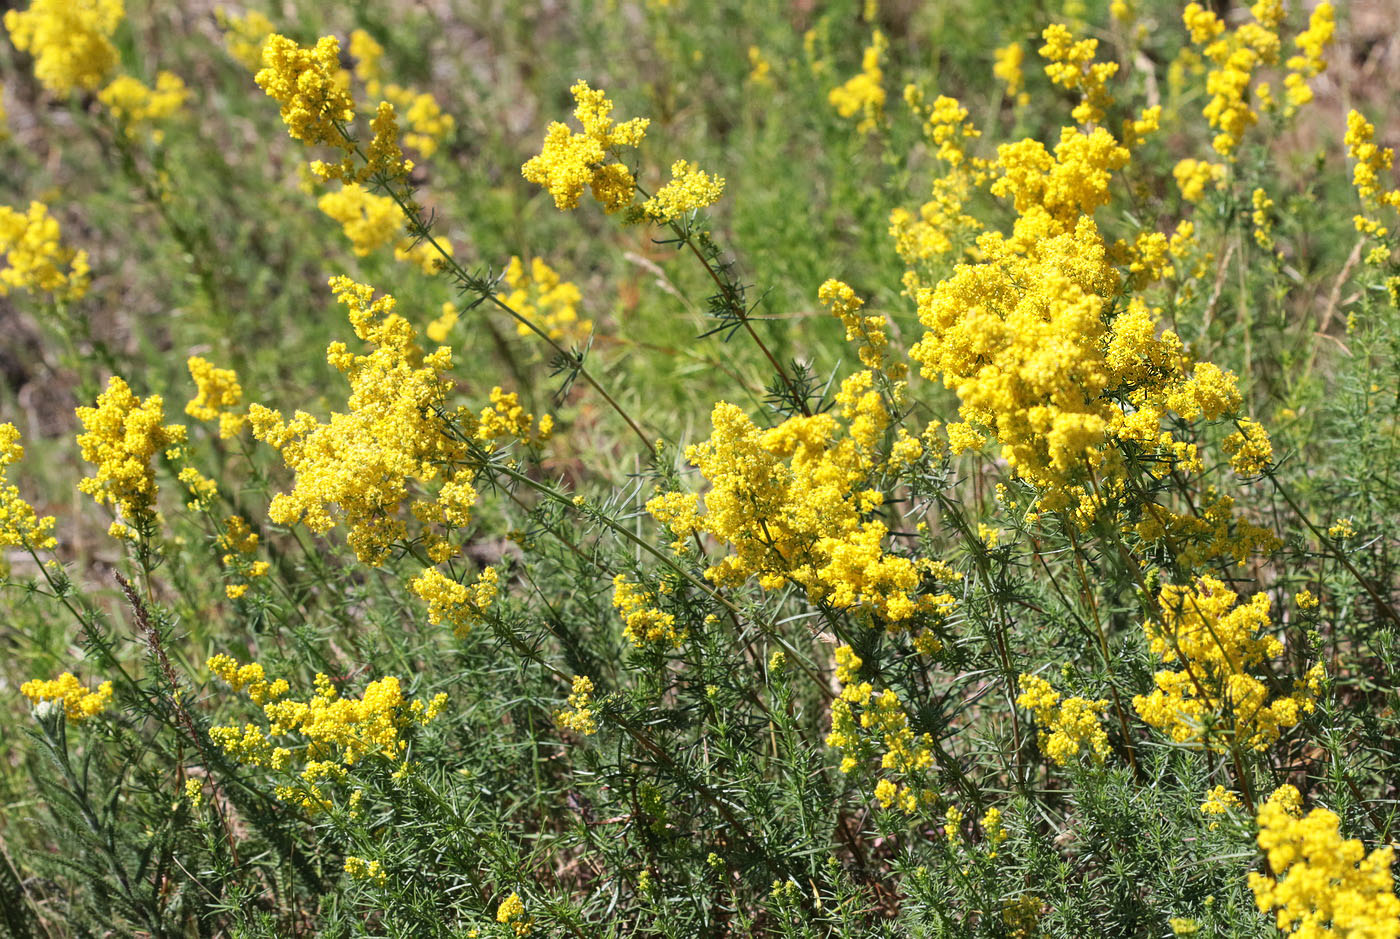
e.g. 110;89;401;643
1;0;1399;936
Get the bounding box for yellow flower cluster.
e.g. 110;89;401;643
185;356;246;438
343;856;386;886
250;277;485;565
207;653;289;704
317;183;402;256
818;279;898;374
993;43;1028;107
76;376;186;521
97;72;188;137
256;35;409;184
828;30;886;135
889;93;986;281
496;892;531;936
0;424;56;550
827;646;937;814
349;29;455;157
255;35;353;151
383;84;455;158
1133;577;1322;752
21;671;113;722
1173;158;1227;203
555;675;598;736
612;574;684;649
1016;673;1111;766
316;183;452;273
1199;784;1240;829
1344;110;1400;243
522;80;649;212
1039;24;1117;125
209;657;446;811
649;369;945;626
901;90;1274;523
216;8;274;71
4;0;122;96
0;202;91;300
411;565;499;637
1281;3;1334;115
477;387;552;449
641;159;726;223
216;515;269;599
502;256;592;346
1248;785;1400;938
1182;0;1285;156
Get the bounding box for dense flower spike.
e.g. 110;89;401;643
829;30;887;135
249;277;480;565
1133;577;1322;752
98;72;189;136
1016;673;1111;766
0;424;56;550
411;565;499;637
555;675;598;736
186;356;246;438
612;574;684;649
522;80;649;212
21;672;113;721
649;368;946;626
75;376;186;521
255;35;354;151
4;0;123;96
1248;786;1400;938
640;160;726;223
209;656;446;811
0;202;91;300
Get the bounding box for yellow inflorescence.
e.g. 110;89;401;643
1248;786;1400;938
343;856;387;886
255;35;354;151
649;365;946;628
502;256;592;346
993;43;1028;107
642;160;726;223
216;8;274;71
827;646;938;815
185;356;246;438
250;277;496;566
612;574;685;649
21;672;114;722
411;565;499;637
522;80;650;212
1344;110;1400;239
98;72;189;136
496;892;531;936
1181;1;1289;156
383;84;455;157
819;278;897;375
1016;673;1111;766
75;376;187;521
0;202;91;301
1133;577;1323;752
4;0;123;96
255;35;411;185
1174;158;1227;203
555;675;598;736
829;30;886;135
1039;23;1117;126
209;656;447;811
317;183;403;256
0;423;57;550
